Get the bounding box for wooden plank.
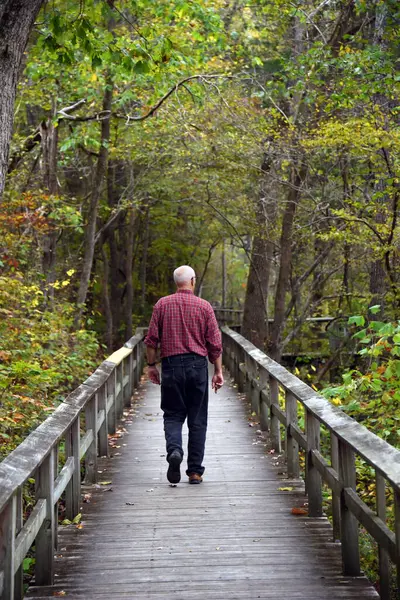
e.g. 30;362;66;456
14;499;47;575
14;487;23;600
222;327;400;488
80;429;94;461
97;384;108;458
270;402;286;426
311;450;341;496
54;458;74;504
331;433;341;542
124;332;143;350
269;377;281;453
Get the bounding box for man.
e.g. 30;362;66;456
144;265;224;485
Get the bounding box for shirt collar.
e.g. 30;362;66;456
176;289;194;294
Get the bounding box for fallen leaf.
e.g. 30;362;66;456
125;502;135;506
278;487;294;492
146;488;154;492
72;513;82;524
76;523;83;530
99;481;112;485
53;592;66;596
291;507;308;515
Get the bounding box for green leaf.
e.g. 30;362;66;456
369;304;381;314
348;315;365;326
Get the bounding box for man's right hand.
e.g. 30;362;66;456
148;365;160;385
212;370;224;393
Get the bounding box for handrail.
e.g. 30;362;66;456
0;329;146;600
222;326;400;600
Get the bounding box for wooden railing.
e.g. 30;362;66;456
222;326;400;600
0;330;146;600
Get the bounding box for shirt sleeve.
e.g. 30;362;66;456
205;305;222;363
144;303;160;349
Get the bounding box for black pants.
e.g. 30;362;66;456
161;353;208;476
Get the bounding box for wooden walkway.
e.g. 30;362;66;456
26;370;378;600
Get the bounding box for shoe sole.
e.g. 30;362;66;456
167;453;182;484
189;478;202;484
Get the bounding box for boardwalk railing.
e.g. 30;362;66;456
0;330;146;600
222;326;400;600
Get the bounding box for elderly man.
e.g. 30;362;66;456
144;265;224;485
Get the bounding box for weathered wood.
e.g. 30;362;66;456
35;452;55;585
107;369;117;435
24;373;378;600
331;434;341;542
269;377;281;453
311;450;341;497
0;493;16;600
376;473;390;600
343;488;396;563
222;327;400;489
338;441;360;576
271;402;286;426
84;394;98;483
394;487;400;596
106;347;132;366
259;368;270;432
289;423;307;450
65;418;81;521
14;488;23;600
14;500;46;576
54;458;74;504
250;379;261;416
286;391;299;478
306;411;322;518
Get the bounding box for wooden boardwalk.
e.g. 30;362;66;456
26;370;378;600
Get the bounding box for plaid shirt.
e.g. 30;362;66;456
144;290;222;363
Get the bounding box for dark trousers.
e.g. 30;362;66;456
161;353;208;476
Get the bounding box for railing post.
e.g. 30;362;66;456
259;369;270;432
116;363;123;419
394;486;400;597
376;474;390;600
0;494;17;600
97;384;109;457
65;418;81;520
331;433;341;541
35;450;55;585
269;377;281;452
133;345;139;390
286;391;299;478
305;410;322;517
338;440;360;575
123;356;131;408
85;394;98;483
107;369;116;435
14;487;23;600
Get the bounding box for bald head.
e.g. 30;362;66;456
174;265;196;288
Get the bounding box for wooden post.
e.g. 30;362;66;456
107;369;116;435
331;433;341;542
269;377;281;453
306;410;322;517
53;445;59;551
85;394;98;484
0;494;16;600
116;363;123;419
14;487;23;600
394;486;400;598
376;473;390;600
65;418;81;520
259;368;270;432
286;391;299;478
133;345;139;389
123;355;131;408
97;385;109;457
338;440;360;576
35;451;55;585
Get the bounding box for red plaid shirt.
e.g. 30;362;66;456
144;290;222;363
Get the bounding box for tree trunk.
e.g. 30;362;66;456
102;246;113;352
140;206;150;311
242;154;276;349
74;81;113;326
0;0;44;198
268;164;306;361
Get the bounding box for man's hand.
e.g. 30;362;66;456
148;365;160;385
212;370;224;393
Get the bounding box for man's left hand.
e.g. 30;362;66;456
148;365;160;385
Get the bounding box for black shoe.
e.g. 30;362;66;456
167;450;182;484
